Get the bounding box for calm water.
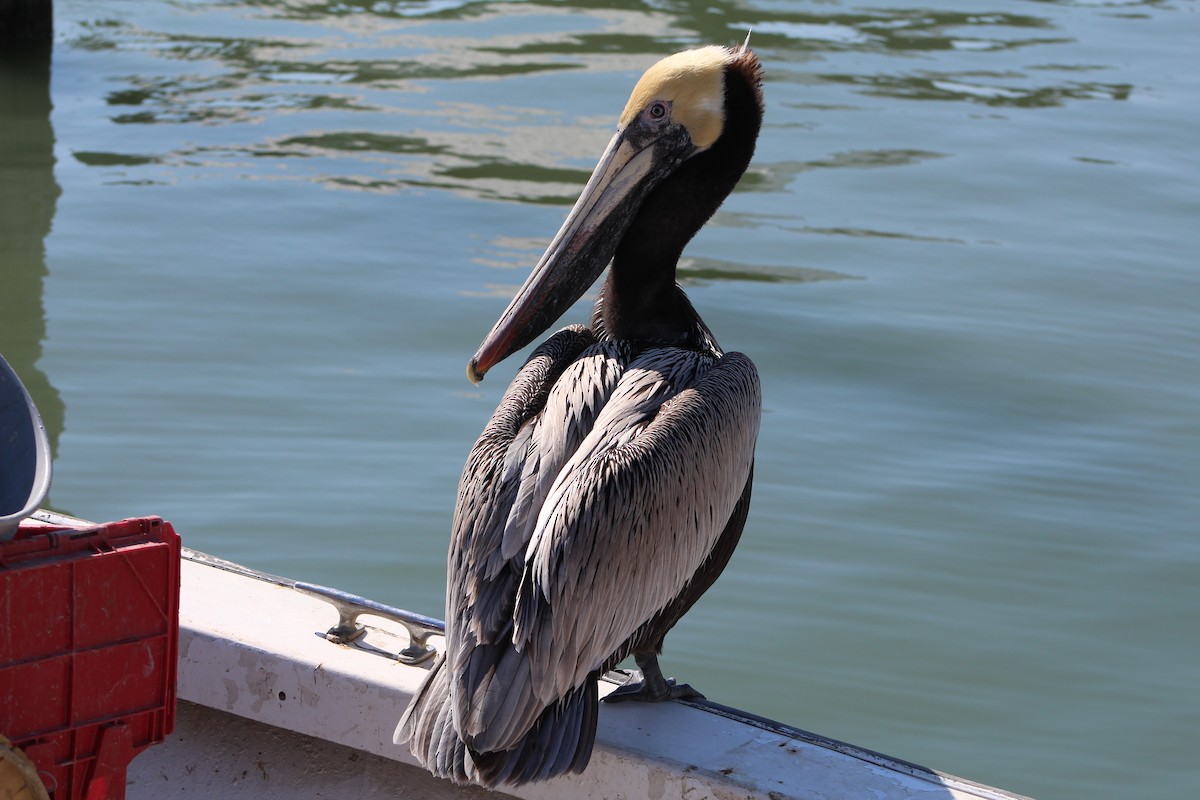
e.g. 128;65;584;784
3;0;1198;797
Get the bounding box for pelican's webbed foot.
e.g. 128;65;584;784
603;652;706;704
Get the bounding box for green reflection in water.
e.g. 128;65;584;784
0;47;65;469
278;131;451;154
677;257;855;286
59;0;1138;216
73;151;162;167
824;72;1132;106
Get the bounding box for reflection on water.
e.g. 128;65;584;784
0;47;64;467
755;7;1059;51
677;257;854;286
59;0;1143;209
825;71;1132;106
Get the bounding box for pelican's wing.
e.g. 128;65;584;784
514;348;761;705
445;325;593;657
446;330;641;752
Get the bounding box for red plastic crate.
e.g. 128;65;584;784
0;516;180;800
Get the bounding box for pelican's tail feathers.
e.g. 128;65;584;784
397;658;599;788
395;655;470;784
470;676;599;786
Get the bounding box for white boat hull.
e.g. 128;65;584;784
108;528;1030;800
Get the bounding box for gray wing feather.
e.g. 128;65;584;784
458;341;633;751
443;327;595;739
500;343;630;562
446;327;591;639
514;349;761;704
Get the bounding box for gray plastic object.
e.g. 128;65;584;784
0;353;52;540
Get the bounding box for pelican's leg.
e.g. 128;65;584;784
603;649;706;703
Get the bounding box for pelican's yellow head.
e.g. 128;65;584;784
619;45;751;151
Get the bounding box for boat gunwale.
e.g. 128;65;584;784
22;510;1033;800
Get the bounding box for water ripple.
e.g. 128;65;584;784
822;71;1133;106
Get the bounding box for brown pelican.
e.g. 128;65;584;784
397;43;764;787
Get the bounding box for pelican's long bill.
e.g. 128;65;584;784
467;121;694;384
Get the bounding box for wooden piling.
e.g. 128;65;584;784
0;0;52;50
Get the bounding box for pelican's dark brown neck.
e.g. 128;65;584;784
593;60;763;351
591;277;708;350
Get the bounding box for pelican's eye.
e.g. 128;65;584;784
648;101;669;120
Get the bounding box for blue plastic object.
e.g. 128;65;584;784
0;353;52;540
